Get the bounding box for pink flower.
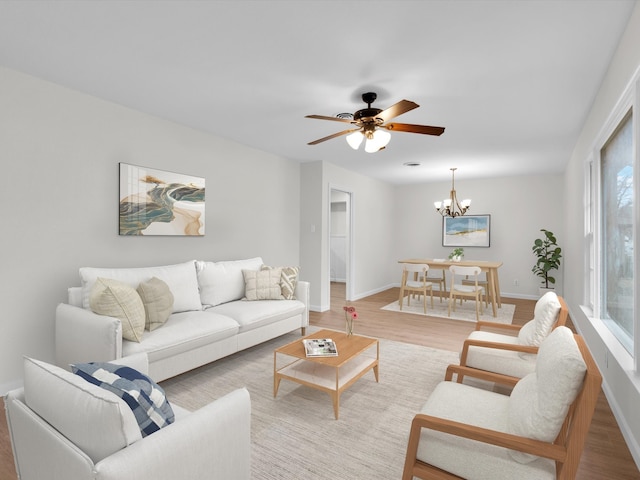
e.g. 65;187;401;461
351;312;358;320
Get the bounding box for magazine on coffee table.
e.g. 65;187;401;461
303;338;338;357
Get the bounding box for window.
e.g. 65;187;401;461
599;109;634;353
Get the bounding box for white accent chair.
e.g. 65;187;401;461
4;354;251;480
399;263;434;314
403;327;602;480
456;292;567;382
448;265;485;321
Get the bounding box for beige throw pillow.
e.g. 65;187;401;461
90;278;145;342
137;277;174;331
261;264;300;299
243;268;283;300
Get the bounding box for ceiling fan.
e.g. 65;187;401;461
305;92;445;153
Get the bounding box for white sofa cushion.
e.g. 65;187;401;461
196;257;263;307
243;268;283;300
464;330;537;378
416;381;555;480
508;326;587;463
121;310;240;361
518;292;561;347
90;277;145;342
23;356;141;464
80;261;201;313
209;298;305;332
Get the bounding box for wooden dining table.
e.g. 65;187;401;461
398;258;503;317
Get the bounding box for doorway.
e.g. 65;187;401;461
329;188;352;304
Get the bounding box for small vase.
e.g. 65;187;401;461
345;318;354;336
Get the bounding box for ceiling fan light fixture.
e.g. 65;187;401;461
346;131;364;150
364;129;391;153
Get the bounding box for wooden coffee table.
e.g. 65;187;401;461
273;329;379;419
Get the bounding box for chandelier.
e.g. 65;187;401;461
434;168;471;217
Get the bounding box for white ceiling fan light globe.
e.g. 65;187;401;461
365;129;391;153
346;131;364;150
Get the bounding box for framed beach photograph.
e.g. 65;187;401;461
442;214;491;247
119;163;205;236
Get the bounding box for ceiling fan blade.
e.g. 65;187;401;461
376;100;419;122
308;128;360;145
384;122;445;136
305;114;354;124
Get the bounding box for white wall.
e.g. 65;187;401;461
393;174;565;298
0;67;301;392
300;161;395;311
563;3;640;466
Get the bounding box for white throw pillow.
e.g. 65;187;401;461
261;264;300;300
80;261;201;313
507;326;587;463
196;257;263;306
23;357;141;464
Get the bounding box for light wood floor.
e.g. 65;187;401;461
0;283;638;479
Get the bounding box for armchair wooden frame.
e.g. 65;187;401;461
402;334;601;480
454;296;569;384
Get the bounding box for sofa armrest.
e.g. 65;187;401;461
55;303;123;370
94;388;251;480
295;280;310;327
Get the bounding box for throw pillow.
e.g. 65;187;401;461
137;277;174;331
530;291;561;345
243;268;283;300
262;264;300;300
72;361;175;438
507;326;587;463
90;277;145;342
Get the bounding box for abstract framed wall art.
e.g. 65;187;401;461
442;214;490;247
119;163;205;236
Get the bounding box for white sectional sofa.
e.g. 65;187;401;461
55;258;309;381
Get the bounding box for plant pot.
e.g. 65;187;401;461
539;287;555;297
450;255;463;262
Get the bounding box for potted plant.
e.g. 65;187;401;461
448;247;464;262
532;229;562;291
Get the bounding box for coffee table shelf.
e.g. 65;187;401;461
273;329;379;419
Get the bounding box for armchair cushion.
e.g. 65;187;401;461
507;326;587;463
23;357;142;464
72;361;175;438
416;382;555;479
517;292;561;347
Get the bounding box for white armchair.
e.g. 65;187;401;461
403;327;602;480
4;354;251;480
456;292;567;382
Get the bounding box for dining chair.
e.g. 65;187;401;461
422;269;446;302
448;265;485;321
462;272;489;307
399;263;434;314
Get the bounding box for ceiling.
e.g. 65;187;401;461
0;0;636;184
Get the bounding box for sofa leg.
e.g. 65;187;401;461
301;327;306;336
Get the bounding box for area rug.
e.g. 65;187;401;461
381;297;515;324
161;329;460;480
